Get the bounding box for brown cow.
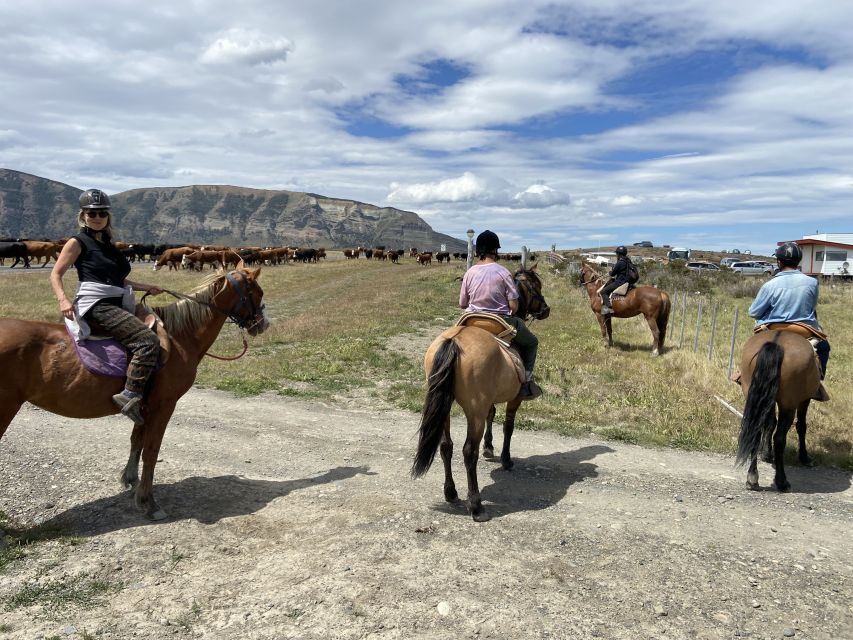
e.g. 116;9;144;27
153;246;196;271
181;250;226;271
373;249;386;261
416;252;433;266
23;240;61;268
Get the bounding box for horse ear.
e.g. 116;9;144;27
237;258;246;270
530;261;538;271
250;267;262;279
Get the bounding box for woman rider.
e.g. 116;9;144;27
459;230;542;400
50;189;163;425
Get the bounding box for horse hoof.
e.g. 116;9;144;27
501;458;514;471
800;456;815;467
444;488;459;503
471;510;491;523
651;349;659;357
149;508;169;521
774;481;791;493
482;447;495;459
746;480;759;491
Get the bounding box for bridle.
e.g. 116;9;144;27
514;270;548;321
578;265;604;287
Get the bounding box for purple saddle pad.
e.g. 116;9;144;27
66;327;128;378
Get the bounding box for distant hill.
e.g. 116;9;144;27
0;169;466;251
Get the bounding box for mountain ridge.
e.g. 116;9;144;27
0;169;466;251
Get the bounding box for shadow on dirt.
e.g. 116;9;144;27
431;444;614;519
39;465;373;536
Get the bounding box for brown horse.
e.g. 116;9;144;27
0;266;269;520
578;262;671;355
735;330;822;492
411;267;550;522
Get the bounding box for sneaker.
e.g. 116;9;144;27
112;393;145;425
600;305;612;315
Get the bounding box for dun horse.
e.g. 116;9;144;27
412;267;550;522
735;330;822;492
0;266;269;519
579;262;671;355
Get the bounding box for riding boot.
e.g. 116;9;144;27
112;392;145;425
517;372;543;401
812;382;830;402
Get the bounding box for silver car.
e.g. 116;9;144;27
731;261;774;276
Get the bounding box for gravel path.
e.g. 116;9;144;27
1;389;851;639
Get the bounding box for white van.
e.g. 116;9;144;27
667;247;690;261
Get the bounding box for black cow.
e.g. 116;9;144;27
295;248;318;263
0;242;31;268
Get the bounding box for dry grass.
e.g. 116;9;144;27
1;258;850;469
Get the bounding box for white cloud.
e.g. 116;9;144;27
512;184;571;208
610;195;642;206
200;28;292;66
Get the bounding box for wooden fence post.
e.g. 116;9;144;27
708;302;719;360
692;298;703;352
727;307;740;379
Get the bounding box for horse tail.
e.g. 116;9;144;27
657;291;671;350
411;337;459;478
735;341;784;467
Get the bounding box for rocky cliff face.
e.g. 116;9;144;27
0;169;466;251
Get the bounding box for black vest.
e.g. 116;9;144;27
73;229;131;287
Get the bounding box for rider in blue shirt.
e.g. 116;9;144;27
748;242;830;378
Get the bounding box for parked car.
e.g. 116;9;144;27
731;261;774;276
686;261;721;272
720;257;740;268
633;240;654;248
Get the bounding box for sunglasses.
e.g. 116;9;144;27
85;210;110;218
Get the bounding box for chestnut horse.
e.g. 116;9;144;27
412;267;550;522
735;330;822;492
578;262;671;355
0;266;269;520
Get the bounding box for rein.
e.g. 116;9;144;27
141;272;260;361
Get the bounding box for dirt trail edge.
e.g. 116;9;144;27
1;389;851;640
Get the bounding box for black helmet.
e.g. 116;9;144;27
475;230;501;256
79;188;111;209
615;245;627;256
774;241;802;267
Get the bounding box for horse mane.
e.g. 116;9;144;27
515;267;542;288
152;271;225;335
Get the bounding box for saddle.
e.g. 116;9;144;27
454;312;526;384
68;305;171;378
596;281;632;300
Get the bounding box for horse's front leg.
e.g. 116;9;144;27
134;401;176;520
773;409;794;492
120;423;144;490
500;398;522;470
605;315;613;347
439;415;457;503
463;416;488;522
796;400;814;466
482;405;497;458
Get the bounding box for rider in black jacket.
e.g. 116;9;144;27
600;246;630;314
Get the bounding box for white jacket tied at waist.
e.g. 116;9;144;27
65;282;135;343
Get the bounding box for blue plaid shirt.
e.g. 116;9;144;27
748;270;822;329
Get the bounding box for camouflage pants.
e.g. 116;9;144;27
85;301;160;394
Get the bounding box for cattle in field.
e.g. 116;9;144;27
364;249;373;259
153;246;196;271
295;248;318;263
373;249;385;261
0;242;30;268
130;243;155;262
388;251;399;264
182;250;226;271
201;245;229;252
121;247;137;262
416;252;433;266
237;249;261;266
409;247;418;257
316;248;326;260
343;249;356;259
114;241;130;251
23;240;61;268
435;251;450;264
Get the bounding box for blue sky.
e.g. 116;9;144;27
1;1;852;253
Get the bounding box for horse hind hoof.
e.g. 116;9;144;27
482;447;495;459
471;510;491;523
148;508;169;521
773;481;791;493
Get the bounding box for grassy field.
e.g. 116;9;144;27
1;255;850;469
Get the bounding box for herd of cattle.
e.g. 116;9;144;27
1;239;538;271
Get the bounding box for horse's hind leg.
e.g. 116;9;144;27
120;423;144;490
463;415;488;522
795;400;814;466
500;398;522;471
644;314;661;356
746;453;760;489
0;399;24;441
439;415;457;503
773;409;795;492
482;405;497;458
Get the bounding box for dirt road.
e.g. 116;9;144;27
1;389;851;639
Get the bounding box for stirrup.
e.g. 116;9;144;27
112;393;145;425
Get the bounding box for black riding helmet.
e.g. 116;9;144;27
79;188;111;210
475;230;501;258
615;245;627;256
774;241;802;267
